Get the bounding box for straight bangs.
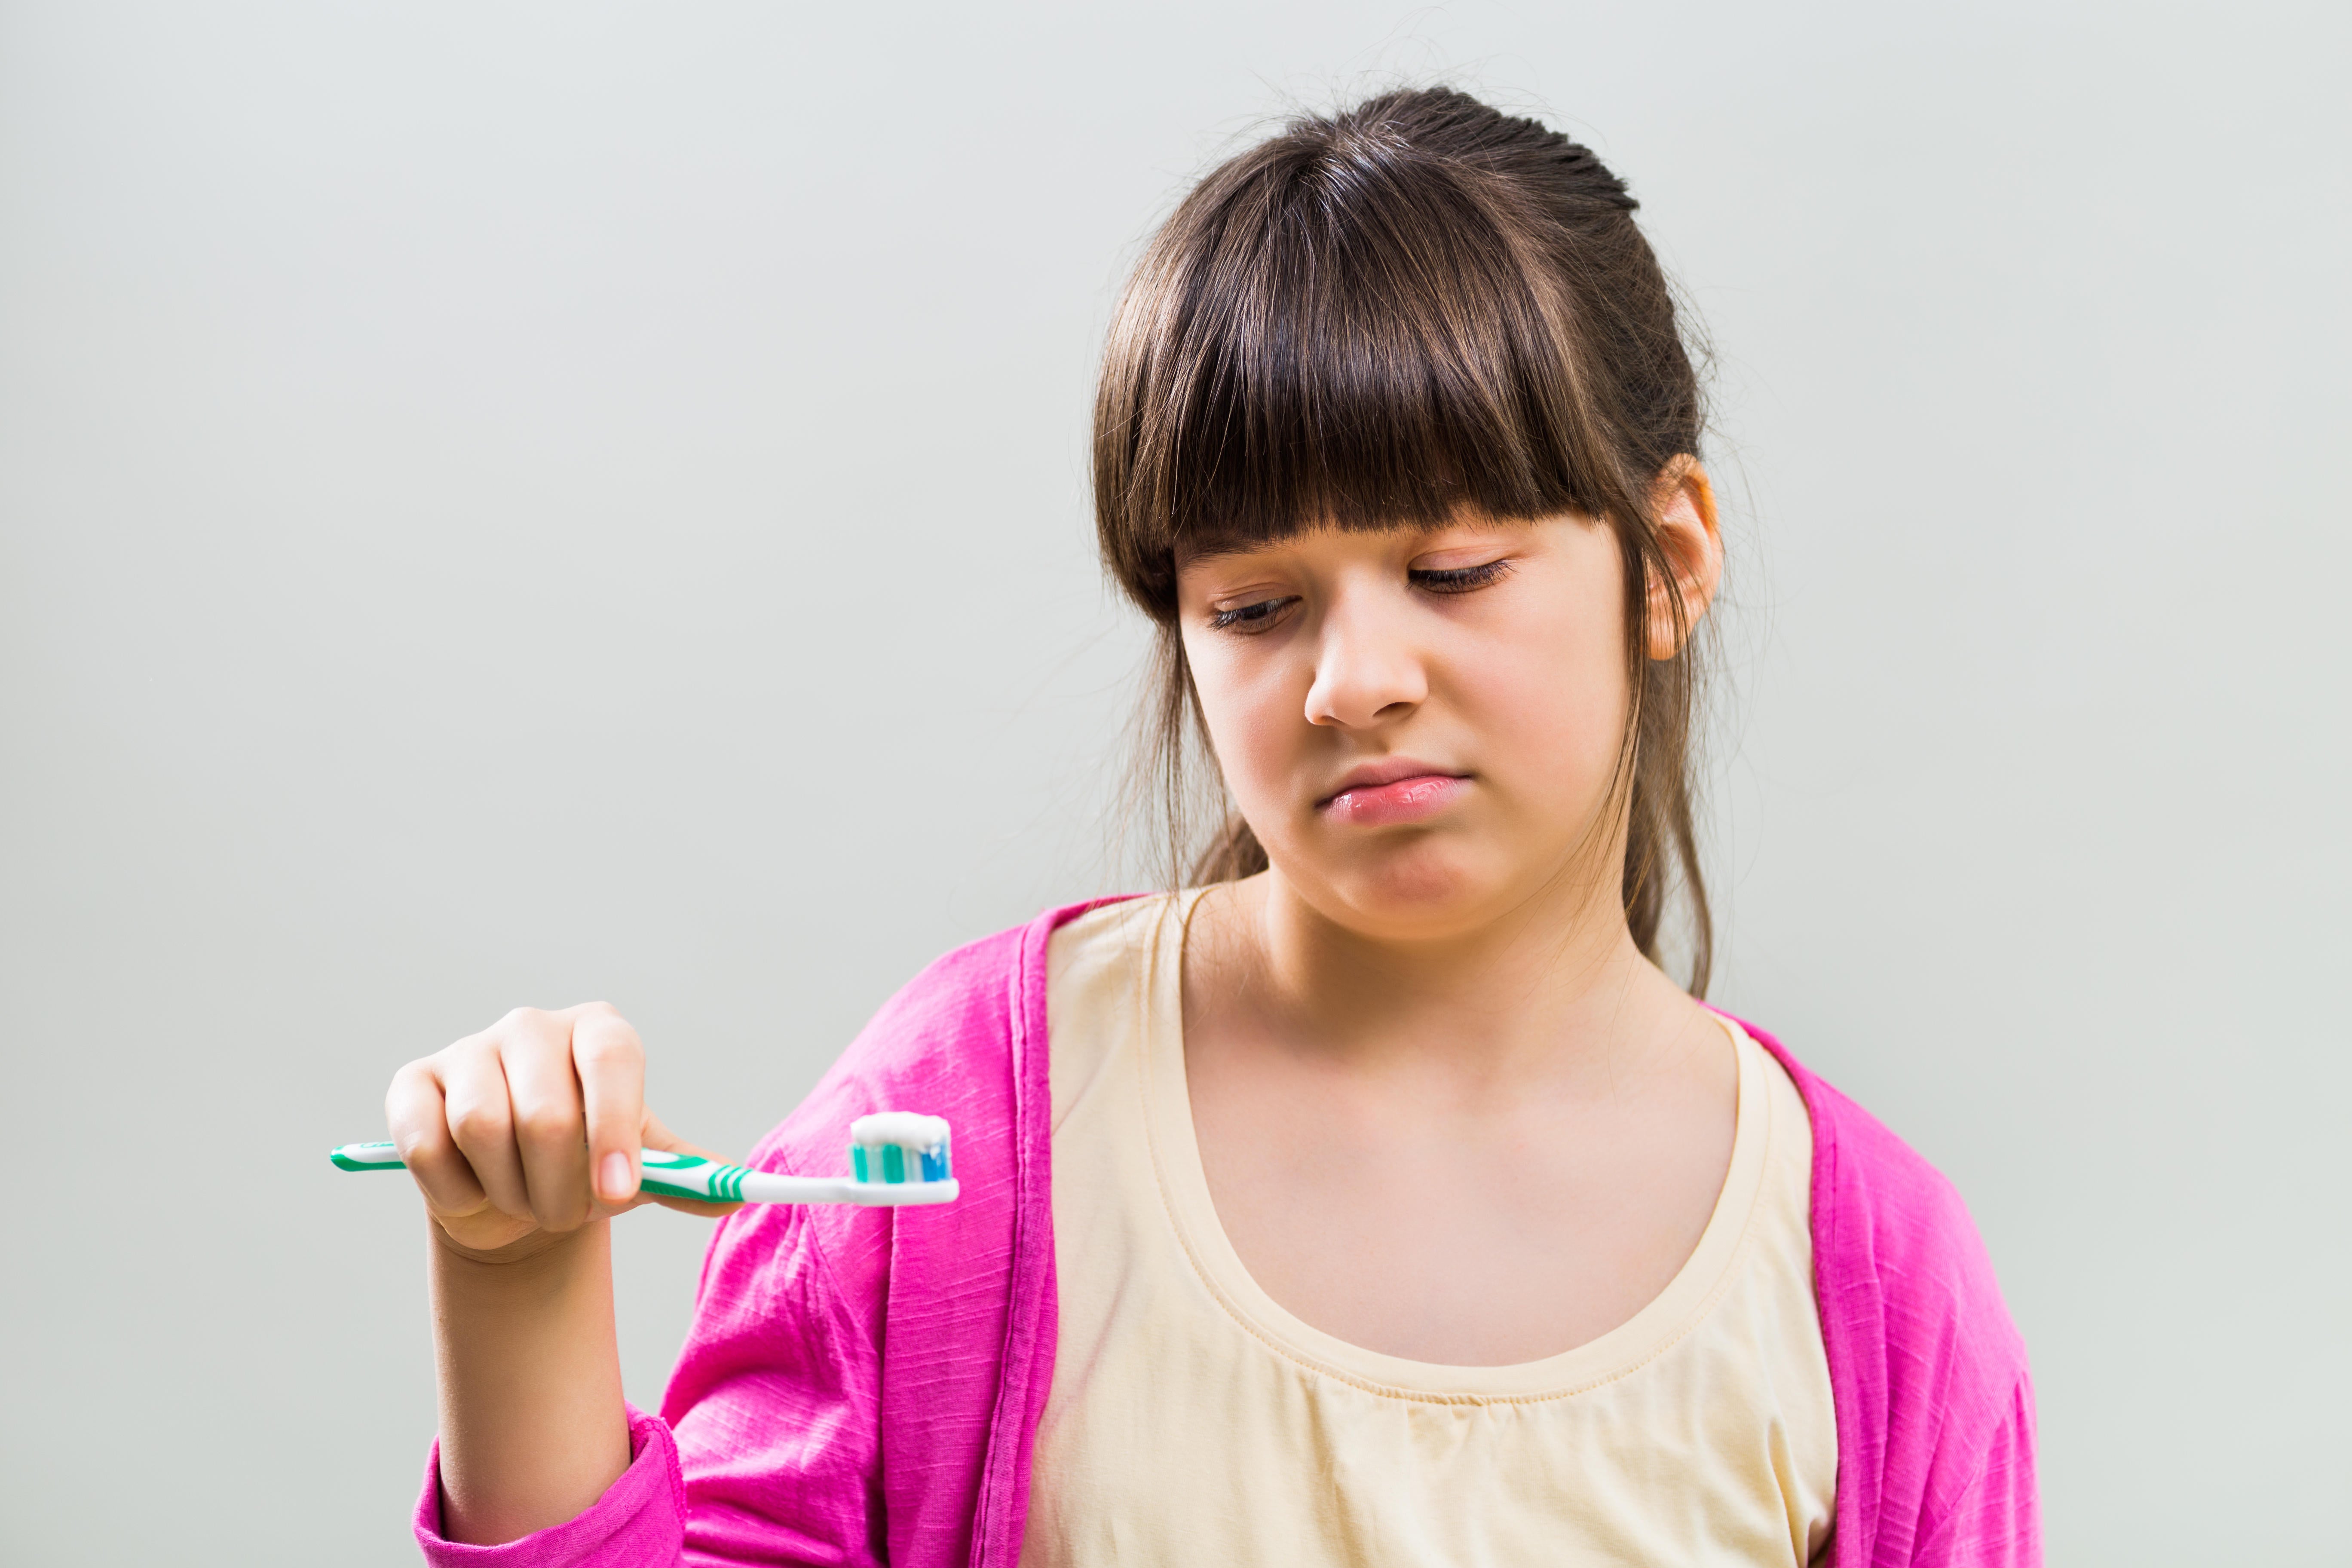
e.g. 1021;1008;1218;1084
1096;139;1645;618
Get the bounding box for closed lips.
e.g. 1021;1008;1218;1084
1317;758;1466;803
1317;762;1470;826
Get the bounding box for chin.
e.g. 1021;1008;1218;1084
1307;836;1519;942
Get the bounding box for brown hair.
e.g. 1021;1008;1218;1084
1092;88;1714;993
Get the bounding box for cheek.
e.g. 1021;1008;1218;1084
1460;586;1630;804
1181;630;1300;800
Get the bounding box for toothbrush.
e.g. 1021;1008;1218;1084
328;1111;959;1207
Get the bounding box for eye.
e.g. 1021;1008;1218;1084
1209;595;1299;634
1409;558;1513;594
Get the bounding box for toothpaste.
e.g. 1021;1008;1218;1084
850;1112;951;1151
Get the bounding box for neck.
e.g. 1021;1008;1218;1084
1199;861;1699;1093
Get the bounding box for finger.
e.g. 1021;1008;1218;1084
443;1032;532;1220
386;1058;488;1218
501;1009;592;1232
569;1004;645;1206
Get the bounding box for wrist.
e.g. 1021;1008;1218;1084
429;1214;603;1272
426;1210;630;1546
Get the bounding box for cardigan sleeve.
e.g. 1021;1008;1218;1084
1731;1020;2042;1568
402;909;1057;1568
413;1406;686;1567
1910;1372;2041;1568
659;1188;892;1565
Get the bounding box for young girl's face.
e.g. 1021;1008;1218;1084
1177;499;1706;941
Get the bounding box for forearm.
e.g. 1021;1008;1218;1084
429;1217;633;1546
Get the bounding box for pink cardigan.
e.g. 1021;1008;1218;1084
416;900;2039;1566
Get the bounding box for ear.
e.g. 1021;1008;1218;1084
1644;456;1722;659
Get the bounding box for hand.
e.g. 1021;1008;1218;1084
386;1002;733;1256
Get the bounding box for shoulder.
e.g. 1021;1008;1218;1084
1046;893;1171;1019
755;904;1101;1163
819;893;1151;1101
1724;1013;2038;1553
729;899;1139;1288
1779;1039;2025;1375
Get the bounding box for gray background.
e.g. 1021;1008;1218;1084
2;1;2344;1562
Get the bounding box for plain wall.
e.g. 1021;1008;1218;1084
2;2;2345;1562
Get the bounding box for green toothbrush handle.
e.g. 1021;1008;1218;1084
327;1142;755;1199
325;1141;956;1207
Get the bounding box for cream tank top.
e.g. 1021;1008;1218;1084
1018;894;1838;1566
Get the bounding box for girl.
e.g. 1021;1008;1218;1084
387;89;2037;1567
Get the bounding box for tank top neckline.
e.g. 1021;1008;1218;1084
1136;888;1781;1404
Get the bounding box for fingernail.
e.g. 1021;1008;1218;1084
599;1151;632;1200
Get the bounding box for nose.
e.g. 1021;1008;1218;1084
1304;586;1427;729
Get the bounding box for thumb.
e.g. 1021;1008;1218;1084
631;1109;742;1217
640;1109;729;1163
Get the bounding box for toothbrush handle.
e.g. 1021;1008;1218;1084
325;1142;958;1207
